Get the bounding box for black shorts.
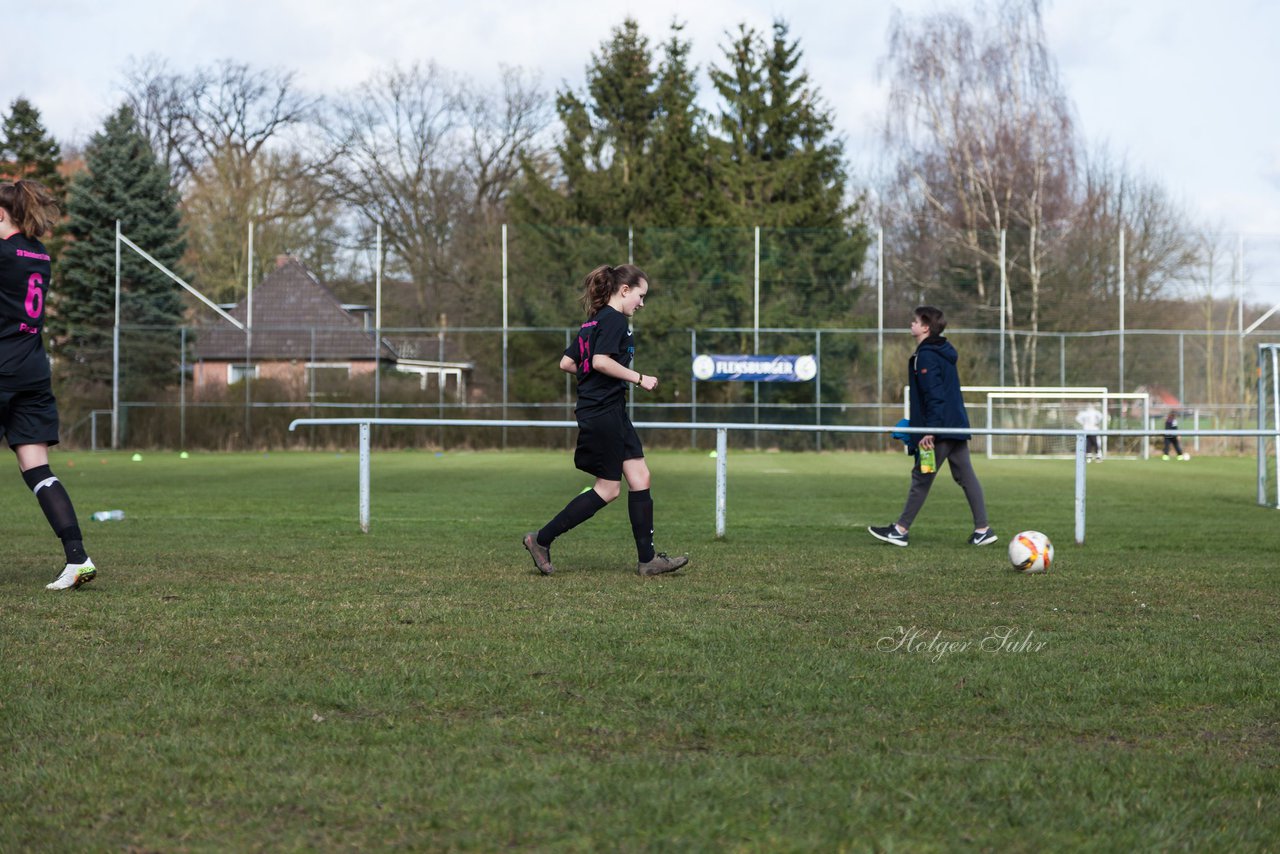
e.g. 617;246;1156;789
0;386;61;448
574;405;643;480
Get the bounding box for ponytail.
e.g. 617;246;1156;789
0;179;60;239
579;263;650;315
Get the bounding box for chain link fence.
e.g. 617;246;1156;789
59;224;1280;451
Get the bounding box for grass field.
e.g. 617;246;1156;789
2;448;1278;850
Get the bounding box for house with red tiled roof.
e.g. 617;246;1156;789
192;257;397;393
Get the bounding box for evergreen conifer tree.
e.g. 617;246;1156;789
511;19;718;326
709;21;869;404
710;21;852;230
2;98;69;259
510;17;869;407
53;105;186;395
1;98;66;197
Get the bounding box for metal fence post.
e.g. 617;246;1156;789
715;428;727;539
1075;433;1087;545
358;421;372;533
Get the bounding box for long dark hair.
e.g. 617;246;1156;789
0;179;60;239
580;263;648;315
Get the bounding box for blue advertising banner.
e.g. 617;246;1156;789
691;354;817;382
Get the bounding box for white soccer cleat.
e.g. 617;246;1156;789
46;560;97;591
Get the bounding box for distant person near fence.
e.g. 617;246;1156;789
1076;402;1103;462
1163;410;1190;461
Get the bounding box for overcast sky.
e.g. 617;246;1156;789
10;0;1280;304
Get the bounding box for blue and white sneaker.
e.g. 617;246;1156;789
968;528;998;546
868;524;909;547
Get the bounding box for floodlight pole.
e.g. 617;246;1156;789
1118;227;1125;393
753;226;760;445
375;223;382;412
1237;235;1245;400
753;226;760;354
501;224;508;448
112;220;121;449
245;221;254;439
876;228;884;409
247;220;254;328
998;230;1006;386
180;326;187;449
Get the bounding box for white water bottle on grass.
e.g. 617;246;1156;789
92;510;125;522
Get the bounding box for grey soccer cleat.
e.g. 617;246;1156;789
636;552;689;576
522;532;555;575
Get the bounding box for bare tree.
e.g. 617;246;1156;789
326;62;548;324
880;0;1077;385
1056;147;1203;329
121;58;330;299
459;66;551;224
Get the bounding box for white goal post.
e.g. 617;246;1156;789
1259;343;1280;508
901;385;1152;460
983;391;1151;461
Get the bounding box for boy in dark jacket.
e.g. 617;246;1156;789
869;305;995;548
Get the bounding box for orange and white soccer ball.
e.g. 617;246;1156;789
1009;530;1053;573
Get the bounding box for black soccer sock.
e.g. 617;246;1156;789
23;465;88;564
538;489;608;547
628;488;655;563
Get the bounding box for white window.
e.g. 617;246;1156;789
228;364;260;383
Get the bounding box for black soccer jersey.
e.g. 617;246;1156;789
0;232;53;388
563;305;634;415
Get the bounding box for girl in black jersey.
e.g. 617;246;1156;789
523;264;689;577
0;180;95;590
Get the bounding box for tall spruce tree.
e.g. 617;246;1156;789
2;98;69;261
710;21;852;230
709;21;869;404
54;105;186;395
516;18;661;230
510;19;718;323
648;24;721;227
1;98;66;199
510;17;869;407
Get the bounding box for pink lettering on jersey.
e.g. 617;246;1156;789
578;320;598;374
15;249;51;261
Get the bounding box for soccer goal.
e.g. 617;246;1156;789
981;389;1150;460
1259;343;1280;508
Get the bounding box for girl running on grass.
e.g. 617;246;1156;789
522;264;689;577
0;180;96;590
